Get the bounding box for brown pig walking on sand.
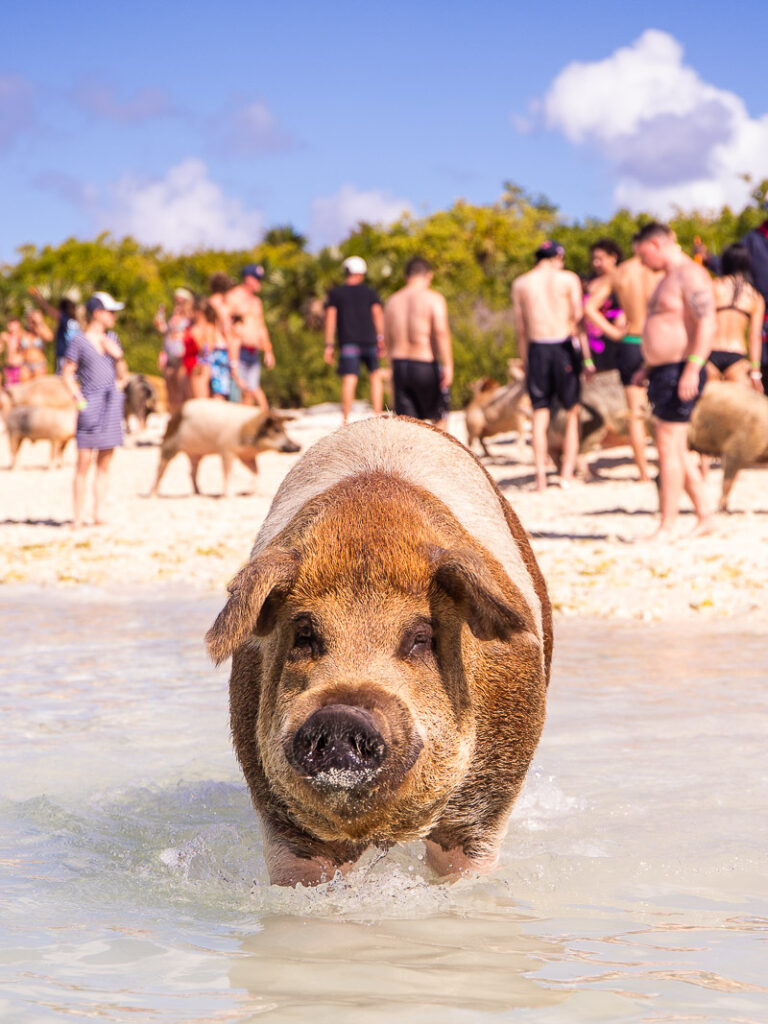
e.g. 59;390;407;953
207;416;552;886
150;398;300;497
688;381;768;510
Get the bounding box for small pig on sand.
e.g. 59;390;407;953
464;370;531;458
688;381;768;510
1;377;76;468
207;416;552;886
150;398;300;497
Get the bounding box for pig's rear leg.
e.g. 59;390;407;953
220;452;234;497
236;453;258;494
7;433;23;469
719;452;741;512
189;454;202;495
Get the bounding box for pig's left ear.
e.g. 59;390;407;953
430;546;530;641
206;548;300;663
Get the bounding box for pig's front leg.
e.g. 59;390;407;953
264;838;363;888
424;838;498;880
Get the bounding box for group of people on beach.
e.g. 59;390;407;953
513;219;766;537
154;266;274;416
2;210;767;534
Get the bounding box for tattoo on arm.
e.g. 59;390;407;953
688;288;714;320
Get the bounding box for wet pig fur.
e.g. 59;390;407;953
207;417;552;886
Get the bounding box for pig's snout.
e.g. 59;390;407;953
289;705;386;788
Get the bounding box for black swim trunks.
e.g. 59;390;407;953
392;358;443;421
337;344;379;377
526;340;582;411
707;350;745;374
647;361;706;423
615;338;645;387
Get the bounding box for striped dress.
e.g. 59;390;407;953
65;331;124;450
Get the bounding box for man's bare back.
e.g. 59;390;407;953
585;256;661;338
512;264;582;344
643;256;715;367
385;282;450;374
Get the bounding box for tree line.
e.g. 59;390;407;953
2;180;765;408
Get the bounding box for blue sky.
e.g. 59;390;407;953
1;0;766;260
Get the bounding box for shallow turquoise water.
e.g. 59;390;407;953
1;588;766;1022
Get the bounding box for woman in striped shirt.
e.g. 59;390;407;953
62;292;125;528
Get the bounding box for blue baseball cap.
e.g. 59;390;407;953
242;264;265;280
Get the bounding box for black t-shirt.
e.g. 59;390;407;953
325;284;381;348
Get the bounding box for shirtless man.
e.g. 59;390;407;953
384;256;453;428
225;264;275;411
512;241;594;491
584;247;662;481
632;222;715;538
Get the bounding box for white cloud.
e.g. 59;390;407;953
310;184;411;246
533;29;768;214
100;159;264;251
218;100;294;156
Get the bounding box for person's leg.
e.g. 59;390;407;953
340;374;358;424
73;448;93;527
624;385;651;481
654;420;687;535
93;449;114;524
682;446;713;534
254;387;269;413
531;408;551;492
369;369;384;416
559;404;581;485
723;359;749;386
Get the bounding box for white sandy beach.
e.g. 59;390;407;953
2;405;766;624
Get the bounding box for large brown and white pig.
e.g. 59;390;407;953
688;381;768;510
207;416;552;886
150;398;300;497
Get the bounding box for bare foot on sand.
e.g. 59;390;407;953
635;525;677;543
689;518;716;538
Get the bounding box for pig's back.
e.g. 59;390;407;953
252;417;543;636
175;400;258;450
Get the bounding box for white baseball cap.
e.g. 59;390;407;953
86;291;125;313
342;256;367;275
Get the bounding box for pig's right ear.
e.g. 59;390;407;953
206;548;300;663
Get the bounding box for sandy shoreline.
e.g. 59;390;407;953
2;406;767;625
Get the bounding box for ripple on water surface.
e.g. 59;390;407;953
1;588;767;1023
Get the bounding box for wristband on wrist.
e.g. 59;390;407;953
584;357;595;367
750;370;762;379
687;354;706;366
750;360;761;369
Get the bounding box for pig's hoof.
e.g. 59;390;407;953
288;705;386;789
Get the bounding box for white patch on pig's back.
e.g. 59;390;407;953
251;417;542;638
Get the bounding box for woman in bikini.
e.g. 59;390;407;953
708;244;764;392
155;288;194;414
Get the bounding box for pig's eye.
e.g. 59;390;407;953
400;621;435;661
290;616;322;658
